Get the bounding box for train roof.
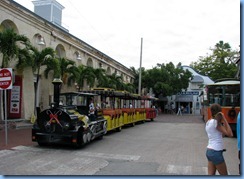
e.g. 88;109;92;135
60;92;98;96
80;89;145;99
207;80;240;86
141;96;159;101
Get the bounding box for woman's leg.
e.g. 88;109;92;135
216;162;228;175
208;161;216;175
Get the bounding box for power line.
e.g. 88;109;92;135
64;0;113;51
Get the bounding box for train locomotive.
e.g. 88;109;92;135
32;79;107;147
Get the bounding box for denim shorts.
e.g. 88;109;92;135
206;149;225;165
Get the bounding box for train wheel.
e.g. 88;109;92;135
76;128;84;148
116;126;122;132
82;133;87;144
87;131;92;142
37;141;48;147
131;122;135;127
103;121;107;134
97;135;103;140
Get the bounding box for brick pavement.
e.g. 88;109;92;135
0;127;34;150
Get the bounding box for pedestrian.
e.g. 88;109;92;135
95;103;101;116
205;103;233;175
237;111;240;174
181;105;184;113
176;106;182;116
96;103;101;110
88;98;96;121
101;100;106;109
170;102;175;114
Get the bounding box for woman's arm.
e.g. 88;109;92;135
216;112;233;137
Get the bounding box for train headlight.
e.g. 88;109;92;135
64;122;70;129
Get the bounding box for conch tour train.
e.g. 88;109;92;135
32;79;157;147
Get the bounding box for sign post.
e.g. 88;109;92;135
0;68;13;145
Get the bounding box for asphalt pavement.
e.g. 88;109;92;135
0;113;239;175
0;113;204;150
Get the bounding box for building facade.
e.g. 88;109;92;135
0;0;135;120
161;66;214;115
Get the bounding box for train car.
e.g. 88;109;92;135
81;88;155;132
80;88;123;132
201;79;240;134
81;88;135;131
141;95;157;121
32;79;107;147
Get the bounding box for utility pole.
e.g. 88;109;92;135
138;38;143;96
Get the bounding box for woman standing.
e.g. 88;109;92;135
205;103;233;175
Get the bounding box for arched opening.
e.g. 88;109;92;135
55;44;66;58
106;67;111;75
87;57;93;67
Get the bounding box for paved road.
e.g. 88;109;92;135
0;114;239;175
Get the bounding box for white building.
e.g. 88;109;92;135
165;66;214;115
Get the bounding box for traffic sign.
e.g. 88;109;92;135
0;68;12;90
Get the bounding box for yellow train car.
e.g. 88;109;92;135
80;88;156;132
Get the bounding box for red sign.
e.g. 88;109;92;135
0;68;12;90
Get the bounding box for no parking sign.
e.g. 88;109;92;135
0;68;12;90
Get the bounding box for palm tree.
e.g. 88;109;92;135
15;48;33;72
93;68;107;87
105;73;124;90
28;45;55;82
44;57;77;91
68;65;108;90
0;28;29;120
124;83;135;93
67;65;85;91
57;57;76;84
81;66;96;89
43;57;60;79
0;28;30;68
44;57;78;82
23;45;55;113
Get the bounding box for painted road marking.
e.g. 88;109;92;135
164;165;230;175
166;164;192;175
12;145;45;152
10;146;140;161
0;150;16;158
76;151;141;161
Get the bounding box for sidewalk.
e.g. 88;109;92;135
0;122;35;150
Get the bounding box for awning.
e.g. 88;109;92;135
175;95;193;102
191;75;204;83
158;94;168;101
159;97;168;101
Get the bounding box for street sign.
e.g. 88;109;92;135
0;68;12;90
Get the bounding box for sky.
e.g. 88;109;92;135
13;0;240;69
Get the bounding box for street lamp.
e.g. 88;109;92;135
37;35;45;45
77;54;81;60
138;38;143;96
34;35;45;117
